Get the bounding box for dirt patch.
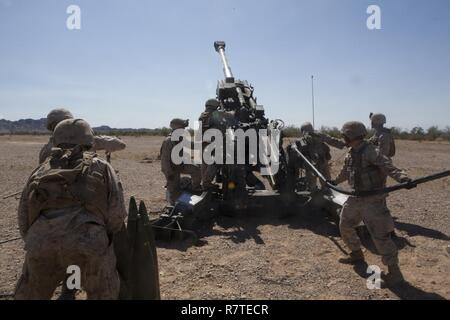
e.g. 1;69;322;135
0;136;449;299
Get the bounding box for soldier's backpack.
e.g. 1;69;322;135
26;149;108;227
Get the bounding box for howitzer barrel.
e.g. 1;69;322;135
214;41;234;82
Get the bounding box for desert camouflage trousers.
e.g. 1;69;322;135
305;161;331;190
200;142;217;189
165;164;202;205
339;195;398;266
15;211;119;300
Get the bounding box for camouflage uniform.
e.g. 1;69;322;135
199;99;220;189
39;135;126;164
368;113;396;234
15;119;127;300
368;113;395;158
334;139;408;266
39;108;126;164
38;137;54;164
369;127;395;158
161;119;201;205
296;123;345;190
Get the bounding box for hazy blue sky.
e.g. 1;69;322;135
0;0;449;130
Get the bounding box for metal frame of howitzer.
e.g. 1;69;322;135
146;40;450;244
210;41;297;213
149;191;213;242
147;142;450;244
146;41;323;242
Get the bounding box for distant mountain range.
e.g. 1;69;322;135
0;118;167;135
0;118;48;133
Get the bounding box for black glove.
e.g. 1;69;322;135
400;177;412;184
400;177;417;189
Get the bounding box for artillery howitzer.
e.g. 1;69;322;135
213;41;267;129
147;41;310;243
148;41;450;245
148;40;449;245
210;41;293;212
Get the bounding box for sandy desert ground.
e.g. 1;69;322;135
0;135;449;300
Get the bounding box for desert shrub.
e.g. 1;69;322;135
426;126;441;141
282;125;302;138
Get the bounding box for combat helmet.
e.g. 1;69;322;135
370;113;386;126
46;108;74;131
300;122;314;134
170;118;189;130
205;98;220;111
53;118;95;147
341;121;368;141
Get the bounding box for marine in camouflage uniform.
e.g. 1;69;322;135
198;99;220;189
333;121;411;287
160;118;201;205
368;113;396;158
38;108;126;299
15;119;127;299
368;113;397;234
291;122;345;190
39;108;126;164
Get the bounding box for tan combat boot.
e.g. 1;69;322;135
338;249;365;265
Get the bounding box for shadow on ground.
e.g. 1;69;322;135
153;202;448;300
393;218;450;241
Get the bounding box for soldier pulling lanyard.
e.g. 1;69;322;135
291;144;450;197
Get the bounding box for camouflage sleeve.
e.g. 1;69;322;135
199;112;211;131
17;185;30;239
334;155;350;184
318;133;346;149
17;166;41;238
160;138;174;177
104;162;127;235
92;135;126;153
38;140;53;164
377;133;391;157
366;147;408;182
368;134;377;144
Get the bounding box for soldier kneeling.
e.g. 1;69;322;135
15;119;127;300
